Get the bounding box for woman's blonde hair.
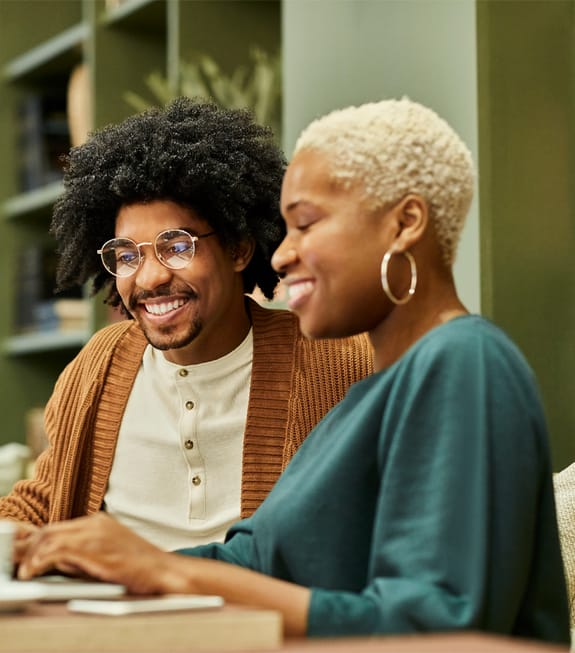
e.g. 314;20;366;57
293;98;475;265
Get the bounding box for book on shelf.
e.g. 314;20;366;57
14;245;86;335
52;297;90;332
16;90;70;193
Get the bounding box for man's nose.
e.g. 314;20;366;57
133;248;173;289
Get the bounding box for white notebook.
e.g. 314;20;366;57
68;594;224;615
1;574;125;602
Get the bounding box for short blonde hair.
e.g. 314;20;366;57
293;98;475;265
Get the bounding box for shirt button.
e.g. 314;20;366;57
184;440;194;450
178;369;188;377
185;401;194;410
192;475;201;486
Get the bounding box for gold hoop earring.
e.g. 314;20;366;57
380;250;417;305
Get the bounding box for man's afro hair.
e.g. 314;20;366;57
51;97;287;307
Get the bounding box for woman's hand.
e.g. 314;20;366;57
16;513;182;594
12;521;38;564
16;513;311;636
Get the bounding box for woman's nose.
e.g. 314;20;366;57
271;239;298;274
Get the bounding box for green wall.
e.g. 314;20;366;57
477;0;575;469
283;0;481;313
283;0;575;469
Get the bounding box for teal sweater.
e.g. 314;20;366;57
179;316;569;643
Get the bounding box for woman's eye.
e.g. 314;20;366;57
296;219;317;232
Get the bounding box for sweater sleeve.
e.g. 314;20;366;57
0;321;135;524
0;359;77;524
307;328;568;641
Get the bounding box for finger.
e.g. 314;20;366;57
14;523;38;539
18;547;105;581
13;538;31;564
17;529;84;579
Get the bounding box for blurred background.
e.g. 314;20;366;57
0;0;573;488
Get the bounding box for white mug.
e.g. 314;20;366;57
0;520;16;581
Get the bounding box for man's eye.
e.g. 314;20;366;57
117;251;138;264
168;241;192;255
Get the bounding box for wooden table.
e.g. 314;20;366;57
278;633;570;653
0;602;569;653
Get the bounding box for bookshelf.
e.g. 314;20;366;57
0;0;281;446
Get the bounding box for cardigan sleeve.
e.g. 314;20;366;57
0;354;84;524
0;321;136;524
306;329;569;642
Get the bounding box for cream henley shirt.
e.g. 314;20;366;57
103;329;253;550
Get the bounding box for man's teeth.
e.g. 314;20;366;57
145;299;186;315
288;282;313;301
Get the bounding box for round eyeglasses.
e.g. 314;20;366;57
97;229;216;278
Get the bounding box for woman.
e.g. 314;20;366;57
16;98;569;642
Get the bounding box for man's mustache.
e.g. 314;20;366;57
128;287;198;311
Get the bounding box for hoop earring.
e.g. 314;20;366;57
380;250;417;305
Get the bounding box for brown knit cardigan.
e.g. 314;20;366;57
0;299;373;524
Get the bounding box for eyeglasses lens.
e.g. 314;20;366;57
156;231;196;269
101;239;140;277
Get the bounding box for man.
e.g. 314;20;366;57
0;98;372;549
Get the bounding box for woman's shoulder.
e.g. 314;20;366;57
397;315;542;409
413;315;530;369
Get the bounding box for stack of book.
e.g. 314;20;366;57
17;90;70;193
14;245;86;334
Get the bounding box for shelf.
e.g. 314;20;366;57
2;23;87;82
102;0;166;33
2;181;64;220
3;329;90;356
0;0;282;446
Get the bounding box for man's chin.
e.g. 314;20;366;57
141;324;201;352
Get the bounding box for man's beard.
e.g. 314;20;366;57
129;286;202;352
139;316;203;351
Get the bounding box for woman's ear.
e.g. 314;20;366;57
392;194;429;252
231;238;256;271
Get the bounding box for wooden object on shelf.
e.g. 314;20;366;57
67;62;91;147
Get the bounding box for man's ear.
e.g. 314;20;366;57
231;238;256;271
392;194;429;252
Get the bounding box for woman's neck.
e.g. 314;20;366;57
370;279;468;372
